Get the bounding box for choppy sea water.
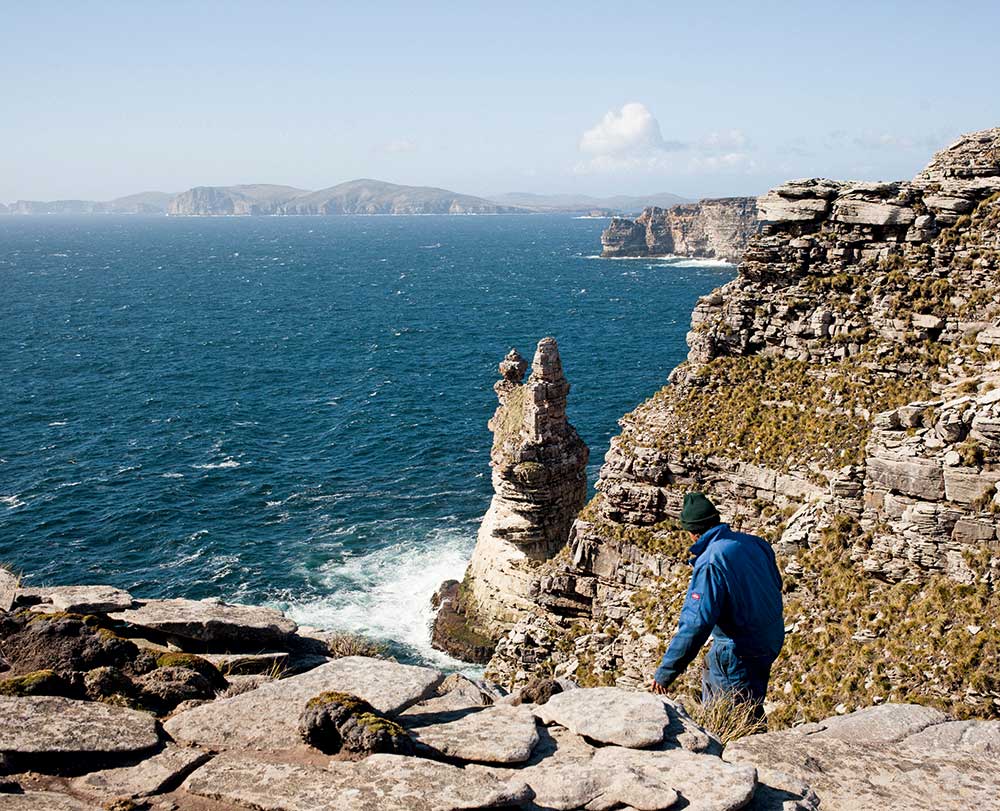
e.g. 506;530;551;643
0;215;733;664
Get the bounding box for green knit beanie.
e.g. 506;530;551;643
680;492;721;534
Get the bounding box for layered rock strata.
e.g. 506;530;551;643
486;129;1000;725
431;339;588;660
601;197;759;263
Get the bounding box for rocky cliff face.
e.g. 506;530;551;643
601;198;759;263
486;129;1000;727
432;339;588;661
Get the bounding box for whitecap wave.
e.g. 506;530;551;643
1;495;25;509
285;526;476;669
193;458;241;470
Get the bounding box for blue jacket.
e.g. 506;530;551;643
653;523;784;687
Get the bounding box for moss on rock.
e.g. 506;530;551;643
154;652;226;689
0;669;68;697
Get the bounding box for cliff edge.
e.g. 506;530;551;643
486;129;1000;728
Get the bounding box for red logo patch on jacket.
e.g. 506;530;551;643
691;593;701;600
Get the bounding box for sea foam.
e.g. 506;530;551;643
285;525;475;669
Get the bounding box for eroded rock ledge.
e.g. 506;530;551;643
601;198;759;263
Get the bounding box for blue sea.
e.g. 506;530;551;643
0;215;733;663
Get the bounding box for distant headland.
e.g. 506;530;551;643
0;181;694;218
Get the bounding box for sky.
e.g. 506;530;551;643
3;1;999;202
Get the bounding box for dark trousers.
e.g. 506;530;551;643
701;639;773;723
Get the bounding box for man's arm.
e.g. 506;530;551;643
651;562;725;690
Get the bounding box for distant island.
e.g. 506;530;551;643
2;180;693;218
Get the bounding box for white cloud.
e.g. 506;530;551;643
579;102;684;157
575;103;753;175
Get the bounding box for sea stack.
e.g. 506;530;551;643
431;338;588;662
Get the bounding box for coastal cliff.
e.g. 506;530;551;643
483;129;1000;727
432;339;588;662
601;197;759;263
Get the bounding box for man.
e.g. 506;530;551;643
650;492;784;721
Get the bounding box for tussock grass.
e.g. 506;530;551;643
323;632;387;660
678;694;766;744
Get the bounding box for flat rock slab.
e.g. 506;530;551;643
521;744;756;811
17;585;134;614
0;793;102;811
164;656;443;750
726;726;1000;811
534;687;705;749
809;703;947;744
110;598;297;647
0;696;161;757
901;718;1000;754
410;705;539;764
72;744;212;799
182;752;532;811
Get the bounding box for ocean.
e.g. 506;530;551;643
0;214;733;665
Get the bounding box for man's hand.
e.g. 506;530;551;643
649;678;670;696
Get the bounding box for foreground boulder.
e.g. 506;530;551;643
181;752;533;811
164;656;443;750
299;691;413;755
726;704;1000;810
109;597;297;648
0;695;161;771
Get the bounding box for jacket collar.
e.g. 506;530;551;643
688;523;728;562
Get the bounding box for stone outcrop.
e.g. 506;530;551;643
485;129;1000;725
431;339;588;659
601;198;759;263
